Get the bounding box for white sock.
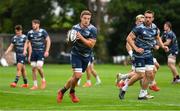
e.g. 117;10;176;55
34;80;38;87
77;78;81;85
96;75;101;83
139;89;147;97
122;81;128;91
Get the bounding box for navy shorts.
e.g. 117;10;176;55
16;54;25;64
168;51;178;57
31;50;44;62
134;56;154;72
71;54;91;73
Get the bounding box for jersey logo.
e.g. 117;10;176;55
143;31;147;35
38;33;42;37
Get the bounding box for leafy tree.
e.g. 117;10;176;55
107;0;180;63
0;0;54;33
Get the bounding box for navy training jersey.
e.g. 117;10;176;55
27;28;49;51
161;30;179;54
71;24;97;57
132;23;159;58
11;34;27;54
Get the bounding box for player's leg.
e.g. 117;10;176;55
149;58;160;91
30;62;38;89
69;71;82;103
119;57;145;99
21;64;29;88
10;63;22;87
83;63;92;87
91;62;101;85
30;51;38;89
10;55;22;87
36;51;46;89
18;55;28;88
138;56;154;99
36;60;46;89
57;54;84;103
116;59;136;87
167;54;180;83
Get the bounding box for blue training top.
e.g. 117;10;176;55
161;30;179;55
27;28;49;51
132;23;159;58
71;24;97;57
11;34;27;54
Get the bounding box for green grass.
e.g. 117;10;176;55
1;64;180;110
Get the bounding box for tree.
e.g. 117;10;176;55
107;0;180;63
0;0;54;33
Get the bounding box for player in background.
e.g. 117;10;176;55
5;25;29;88
161;21;180;83
57;10;97;103
24;19;51;90
116;14;160;99
119;10;168;100
77;54;101;87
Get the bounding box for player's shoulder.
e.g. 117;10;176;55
21;34;27;38
39;28;47;32
28;29;34;34
88;24;96;29
88;24;97;31
12;35;17;39
72;24;79;28
152;23;158;29
168;30;176;37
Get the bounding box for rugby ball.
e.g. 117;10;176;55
66;29;77;42
0;58;8;67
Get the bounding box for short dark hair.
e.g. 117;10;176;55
144;10;154;16
15;25;22;31
80;10;92;18
165;21;172;30
32;19;40;24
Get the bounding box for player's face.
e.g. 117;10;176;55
32;22;40;30
15;30;22;36
136;17;145;25
80;15;91;27
144;13;154;26
164;24;169;31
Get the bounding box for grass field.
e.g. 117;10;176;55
1;64;180;110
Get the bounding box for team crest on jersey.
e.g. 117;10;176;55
85;31;90;36
38;33;42;37
143;31;147;35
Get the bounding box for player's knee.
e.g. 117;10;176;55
74;73;82;79
32;67;37;72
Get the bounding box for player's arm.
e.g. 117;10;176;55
76;32;96;48
23;40;29;56
27;42;32;63
163;39;171;46
126;32;144;54
44;36;51;57
5;43;14;55
156;34;169;52
126;42;133;57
